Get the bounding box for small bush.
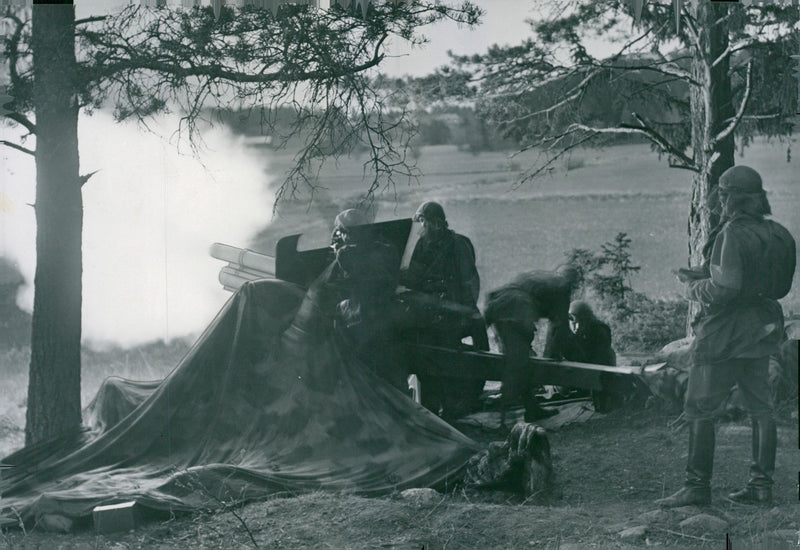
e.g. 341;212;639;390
566;235;685;354
609;293;688;354
565;232;640;314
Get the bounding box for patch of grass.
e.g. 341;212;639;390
564;154;586;172
0;346;31;453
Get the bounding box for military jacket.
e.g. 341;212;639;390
687;214;785;363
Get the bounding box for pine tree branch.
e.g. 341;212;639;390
480;66;581;99
710;37;774;68
0;140;35;156
3;11;30;112
98;46;386;85
515;128;599;185
629;112;696;168
75;15;107;25
79;170;101;186
681;10;701;50
566;120;698;172
592;60;699;86
735;113;782;122
711;41;736;69
2;113;36;134
714;59;752;145
668;161;700;172
494;69;599;125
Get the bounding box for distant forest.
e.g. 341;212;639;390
214;101;651;155
212;51;694;156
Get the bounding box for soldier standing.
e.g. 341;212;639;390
657;165;795;507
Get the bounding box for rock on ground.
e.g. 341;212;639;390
619;525;647;542
36;514;74;533
399;488;441;505
679;513;728;535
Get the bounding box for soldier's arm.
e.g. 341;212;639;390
685;229;742;305
454;236;480;306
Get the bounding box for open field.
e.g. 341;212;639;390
254;138;800;315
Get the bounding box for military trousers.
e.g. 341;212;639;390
684;356;774;421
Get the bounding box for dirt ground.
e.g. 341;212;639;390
2;403;798;550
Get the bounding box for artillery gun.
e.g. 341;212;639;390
211;218;663;410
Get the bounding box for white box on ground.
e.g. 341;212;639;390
93;501;138;534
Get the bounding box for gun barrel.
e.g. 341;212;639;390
210;243;276;277
218;266;266;292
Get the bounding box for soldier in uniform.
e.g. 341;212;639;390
564;300;621;411
657;166;794;507
327;209;406;391
484;266;579;427
565;300;615;366
399;201;488;417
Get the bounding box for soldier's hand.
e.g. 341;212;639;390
673;266;708;283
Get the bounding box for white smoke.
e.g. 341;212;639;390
0;110;274;347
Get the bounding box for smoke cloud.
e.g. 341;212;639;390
0;110;273;347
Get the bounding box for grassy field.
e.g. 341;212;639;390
254;138;800;316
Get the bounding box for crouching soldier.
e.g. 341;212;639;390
564;301;623;412
484;265;579;428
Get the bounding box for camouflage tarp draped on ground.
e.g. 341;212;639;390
0;279;480;527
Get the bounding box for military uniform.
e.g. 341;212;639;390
684;213;784;419
658;165;793;508
322;210;406;391
399;202;488;417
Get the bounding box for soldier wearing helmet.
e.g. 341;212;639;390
399;201;487;417
322;209;406;390
658;165;795;508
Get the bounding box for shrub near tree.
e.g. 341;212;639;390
566;233;688;354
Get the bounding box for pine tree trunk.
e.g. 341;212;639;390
26;4;83;445
685;1;736;331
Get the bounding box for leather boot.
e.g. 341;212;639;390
728;418;776;504
656;419;714;507
523;393;557;422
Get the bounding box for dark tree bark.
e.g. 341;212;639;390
685;1;736;327
26;4;83;445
